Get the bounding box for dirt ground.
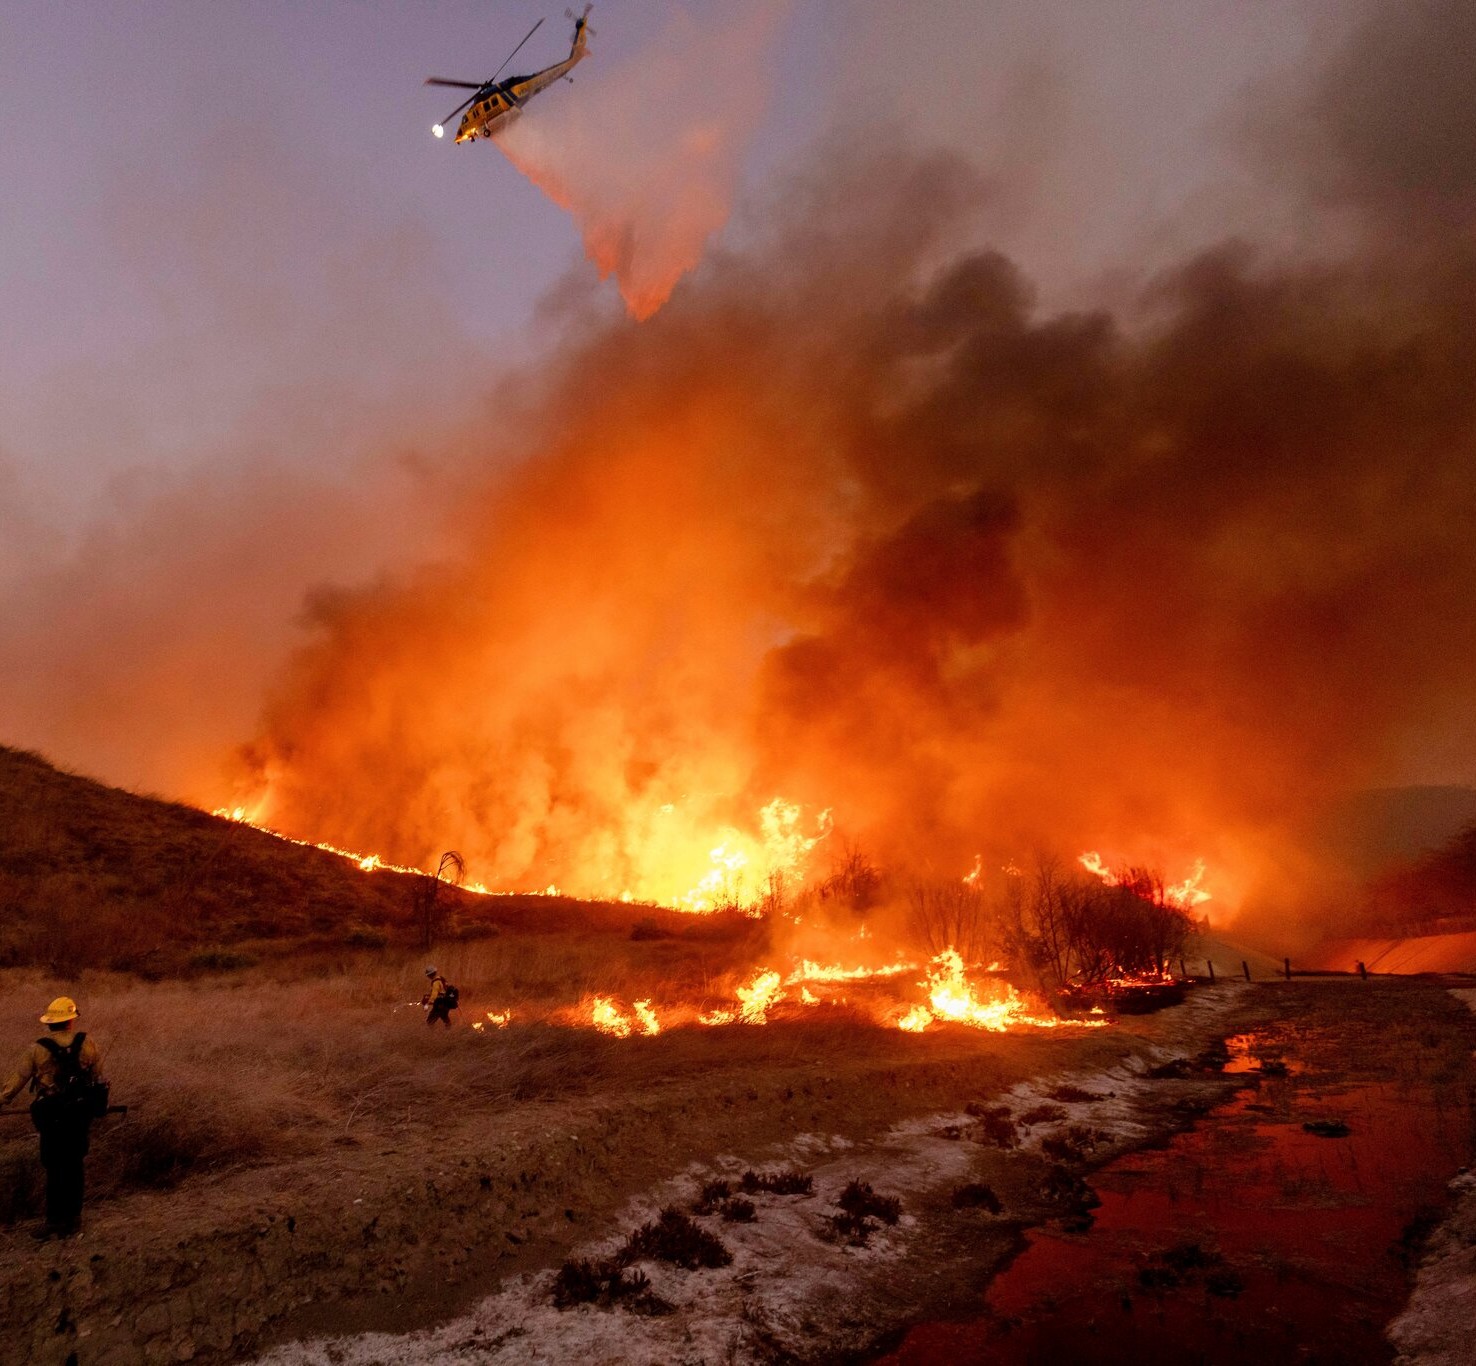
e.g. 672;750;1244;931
1;978;1472;1366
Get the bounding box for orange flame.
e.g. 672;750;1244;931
895;949;1105;1033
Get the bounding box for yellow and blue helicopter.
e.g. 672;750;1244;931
427;7;592;143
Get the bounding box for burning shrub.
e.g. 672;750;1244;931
950;1182;1003;1214
739;1168;813;1196
818;839;884;912
1004;857;1194;990
720;1197;757;1223
621;1207;733;1270
975;1111;1020;1149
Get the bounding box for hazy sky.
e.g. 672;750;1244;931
0;1;1350;525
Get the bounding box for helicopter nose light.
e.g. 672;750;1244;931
432;123;445;139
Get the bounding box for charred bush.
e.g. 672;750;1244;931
1046;1084;1102;1103
1146;1057;1194;1080
908;877;999;964
739;1168;813;1196
964;1100;1009;1119
621;1207;732;1270
951;1182;1003;1214
720;1197;757;1223
1019;1103;1067;1126
1040;1165;1100;1211
1040;1134;1086;1163
1040;1125;1107;1162
825;1210;879;1246
552;1258;673;1315
693;1178;731;1214
838;1179;901;1226
971;1108;1019;1148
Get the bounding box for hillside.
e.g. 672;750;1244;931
0;746;700;974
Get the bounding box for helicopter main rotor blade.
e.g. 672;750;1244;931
425;78;486;89
439;90;484;125
488;16;544;85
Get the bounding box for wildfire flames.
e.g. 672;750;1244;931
894;950;1105;1034
468;949;1113;1043
1078;852;1213;910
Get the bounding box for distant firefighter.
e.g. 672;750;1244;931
0;996;109;1240
422;966;459;1027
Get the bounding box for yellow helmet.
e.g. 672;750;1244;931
39;997;78;1024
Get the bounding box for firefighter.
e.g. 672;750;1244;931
0;996;108;1240
422;966;455;1027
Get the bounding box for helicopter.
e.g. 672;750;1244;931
426;7;592;144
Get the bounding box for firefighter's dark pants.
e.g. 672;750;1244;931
427;1000;453;1027
32;1102;91;1232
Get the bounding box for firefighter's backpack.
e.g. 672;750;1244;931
33;1033;110;1122
442;982;460;1009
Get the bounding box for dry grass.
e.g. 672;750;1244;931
0;948;928;1226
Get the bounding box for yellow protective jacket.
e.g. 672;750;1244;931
1;1031;105;1106
425;976;447;1005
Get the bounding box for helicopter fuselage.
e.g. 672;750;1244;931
455;22;589;142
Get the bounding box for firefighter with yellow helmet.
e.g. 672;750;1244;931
1;996;108;1240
